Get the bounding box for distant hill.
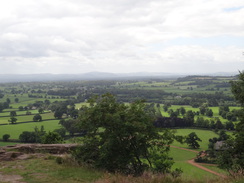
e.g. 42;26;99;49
0;71;238;83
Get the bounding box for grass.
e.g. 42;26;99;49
0;119;61;139
0;112;54;125
0;110;40;116
172;128;220;151
0;93;66;109
0;156;102;183
169;145;229;181
160;105;241;124
0;154;236;183
169;145;216;180
75;102;90;109
0;142;18;146
201;165;228;176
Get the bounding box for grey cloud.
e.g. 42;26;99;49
0;0;243;74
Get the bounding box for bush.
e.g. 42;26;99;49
2;134;10;141
33;114;42;122
53;128;66;137
41;132;64;144
56;157;64;164
19;131;37;143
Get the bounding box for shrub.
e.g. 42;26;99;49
2;134;10;141
19;131;37;143
41;132;63;144
33;114;42;122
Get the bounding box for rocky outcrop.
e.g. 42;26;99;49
0;150;24;161
0;144;79;161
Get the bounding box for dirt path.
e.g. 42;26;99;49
187;159;227;178
170;145;227;178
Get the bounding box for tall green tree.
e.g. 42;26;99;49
6;98;10;104
33;114;42;122
41;132;63;144
206;109;213;117
0;103;4;112
179;107;186;116
185;132;202;149
226;71;244;168
10;111;17;117
59;119;79;136
38;108;44;114
217;71;244;170
2;134;10;142
183;110;195;126
9;117;17;124
231;72;244;106
73;93;175;175
15;98;19;103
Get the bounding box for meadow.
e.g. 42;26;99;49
113;77;233;96
160;105;240;124
172;128;220;150
0;92;64;140
0;120;61;139
0;141;18;146
168;128;230;180
169;148;218;180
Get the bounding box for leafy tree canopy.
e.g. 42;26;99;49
2;134;10;142
222;71;244;169
33;114;42;122
73;93;176;175
185;132;202;149
41;132;63;144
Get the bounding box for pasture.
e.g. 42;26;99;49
0;119;61;139
172;128;221;151
0;142;18;146
160;105;241;123
0;92;66;140
0;112;54;125
169;128;229;180
170;147;217;180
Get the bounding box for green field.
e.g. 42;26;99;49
0;120;61;139
202;165;228;176
0;142;18;146
75;102;90;109
0;112;54;125
160;105;240;124
169;129;229;180
170;147;217;180
172;128;221;151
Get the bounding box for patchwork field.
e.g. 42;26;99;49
160;105;240;124
0;120;61;139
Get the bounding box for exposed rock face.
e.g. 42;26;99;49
0;150;24;161
0;144;79;161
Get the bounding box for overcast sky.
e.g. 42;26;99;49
0;0;243;74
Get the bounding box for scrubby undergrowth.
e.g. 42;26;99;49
0;154;243;183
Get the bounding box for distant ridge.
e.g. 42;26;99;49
0;71;238;83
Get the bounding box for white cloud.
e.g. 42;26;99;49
0;0;243;74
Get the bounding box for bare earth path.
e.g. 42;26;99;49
170;145;227;178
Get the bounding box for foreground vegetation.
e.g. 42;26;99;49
0;154;242;183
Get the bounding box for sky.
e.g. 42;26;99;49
0;0;244;75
